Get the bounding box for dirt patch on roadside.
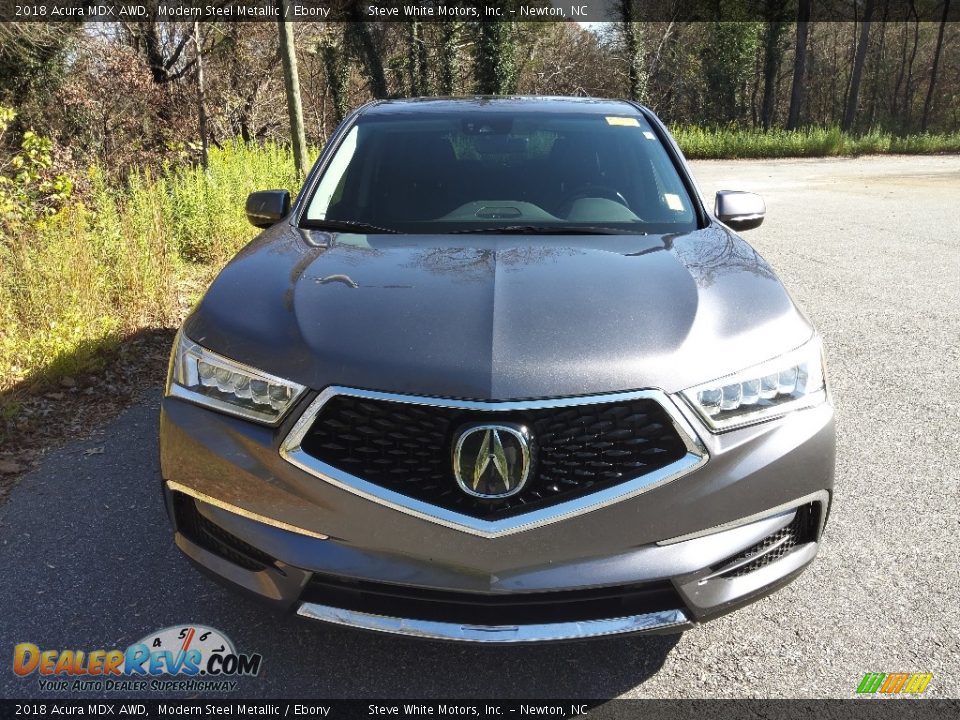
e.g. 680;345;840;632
0;328;176;504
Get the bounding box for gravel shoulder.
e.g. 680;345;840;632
1;155;958;700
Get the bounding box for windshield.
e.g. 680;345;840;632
303;110;699;234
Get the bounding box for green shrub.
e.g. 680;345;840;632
166;141;301;264
1;140;305;391
673;126;960;159
0;105;73;230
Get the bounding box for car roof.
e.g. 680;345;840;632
359;96;644;117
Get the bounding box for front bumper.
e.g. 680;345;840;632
160;389;834;643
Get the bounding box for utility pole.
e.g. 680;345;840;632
193;21;208;170
277;0;308;177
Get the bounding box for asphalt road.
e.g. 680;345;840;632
1;156;958;700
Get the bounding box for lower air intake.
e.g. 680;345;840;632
713;502;819;579
172;492;277;572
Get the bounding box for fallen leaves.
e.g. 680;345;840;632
0;328;176;500
0;459;24;475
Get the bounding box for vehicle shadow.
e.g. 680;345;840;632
0;327;176;502
0;385;681;701
236;602;682;698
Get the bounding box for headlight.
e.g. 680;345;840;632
680;336;828;432
166;331;306;424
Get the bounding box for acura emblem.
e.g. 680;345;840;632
453;424;531;499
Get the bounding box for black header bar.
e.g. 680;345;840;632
2;700;960;719
1;0;958;24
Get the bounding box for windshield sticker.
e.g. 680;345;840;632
664;193;685;211
643;131;656;139
605;116;640;127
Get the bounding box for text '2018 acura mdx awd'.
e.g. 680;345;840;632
161;97;835;643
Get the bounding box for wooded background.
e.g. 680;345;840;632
1;4;957;179
0;3;958;438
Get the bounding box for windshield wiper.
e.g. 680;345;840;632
301;219;400;234
451;225;647;236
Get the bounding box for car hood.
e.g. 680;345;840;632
186;225;813;399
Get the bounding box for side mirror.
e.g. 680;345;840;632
245;190;291;228
715;190;765;231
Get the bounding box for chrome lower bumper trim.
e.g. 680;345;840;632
656;489;830;546
167;480;329;540
296;603;691;643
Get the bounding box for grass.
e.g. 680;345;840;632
0;141;301;395
1;127;958;397
673;126;960;159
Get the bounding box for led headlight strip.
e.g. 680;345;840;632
680;336;827;432
167;332;306;424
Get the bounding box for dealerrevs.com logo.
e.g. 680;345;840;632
13;625;262;693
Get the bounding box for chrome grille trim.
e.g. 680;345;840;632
279;386;708;538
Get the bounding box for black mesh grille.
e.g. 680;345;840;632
714;503;818;579
302;573;685;625
172;492;277;572
299;395;689;520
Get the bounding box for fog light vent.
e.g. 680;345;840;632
712;503;818;580
172;492;277;572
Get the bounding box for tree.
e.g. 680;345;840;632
618;1;647;103
842;0;877;132
437;22;464;95
0;25;77;122
120;22;198;86
320;39;350;125
516;23;619;98
474;20;516;95
116;20;230;147
701;22;761;124
406;21;431;97
58;35;172;169
899;6;923;133
921;0;951;132
865;0;892;130
345;12;389;99
214;24;285;144
786;0;812;129
760;0;791;129
277;0;308;177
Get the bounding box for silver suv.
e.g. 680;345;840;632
161;97;834;643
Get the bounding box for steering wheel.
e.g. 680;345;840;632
560;184;631;210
